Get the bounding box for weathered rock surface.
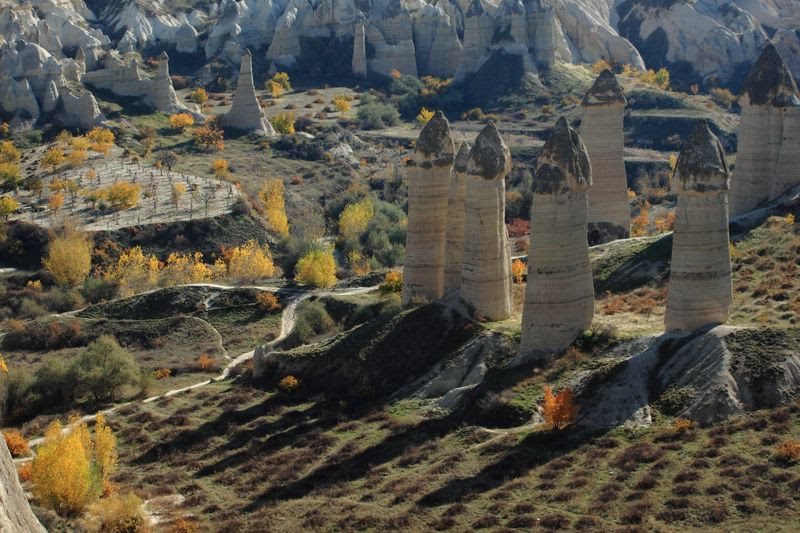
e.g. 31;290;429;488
443;142;470;295
220;49;277;137
665;121;732;332
1;440;45;532
730;44;799;216
518;116;594;363
403;111;455;305
582;69;629;244
773;103;800;198
461;123;514;321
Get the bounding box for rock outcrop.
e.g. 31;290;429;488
403;111;455;304
774;102;800;198
665;121;733;332
461;123;514;321
582;69;629;244
1;441;45;532
518;117;594;362
220;49;277;137
352;21;368;78
147;51;186;115
443;142;470;295
57;84;104;129
730;44;799;216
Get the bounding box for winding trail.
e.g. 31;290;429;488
17;283;378;458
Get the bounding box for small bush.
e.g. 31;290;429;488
279;375;300;393
357;103;400;130
3;429;30;457
153;368;172;380
196;355;218;372
85;491;148;532
256;292;281;312
18;462;32;482
774;439;800;463
711;88;736;108
171;517;199;533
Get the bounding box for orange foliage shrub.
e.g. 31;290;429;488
172;516;200;533
3;429;30;457
631;201;651;237
153;368;172;380
542;386;577;431
654;212;676;233
672;418;694;434
379;270;403;296
18;462;32;482
256;292;281;312
197;355;218;371
775;439;800;463
279;375;300;393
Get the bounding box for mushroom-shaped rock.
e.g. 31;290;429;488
582;69;629;244
461;123;514;321
1;440;46;532
443;142;470;294
220;49;277;137
518;117;594;363
731;45;799;215
403;111;455;304
665;121;732;332
146;51;190;115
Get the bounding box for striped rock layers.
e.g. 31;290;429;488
220;50;277;137
519;117;594;360
403;111;455;304
443;142;470;295
665;122;733;332
774;103;800;198
461;124;514;321
1;440;45;532
730;44;799;216
582;69;630;244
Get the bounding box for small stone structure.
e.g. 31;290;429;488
582;69;630;244
443;142;469;295
1;441;45;532
402;111;455;304
665;121;733;332
461;124;514;321
730;44;799;216
220;50;277;137
519;117;594;361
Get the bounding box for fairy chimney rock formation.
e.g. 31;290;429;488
731;44;799;216
220;49;277;137
444;142;470;295
352;22;368;78
582;69;630;244
774;102;800;199
147;51;187;114
461;123;514;321
665;121;733;332
1;441;46;532
518;117;594;362
403;111;455;304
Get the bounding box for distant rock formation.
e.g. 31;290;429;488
665;121;732;332
83;50;192;116
461;124;514;320
444;142;470;295
582;69;629;244
774;102;800;198
518;117;594;362
403;111;455;304
352;22;368;79
730;45;799;216
1;441;45;532
220;50;277;137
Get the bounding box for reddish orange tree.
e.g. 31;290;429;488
542;386;577;430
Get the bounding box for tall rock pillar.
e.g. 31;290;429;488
1;441;46;532
403;111;455;304
352;22;368;79
220;49;277;137
148;51;187;114
444;142;470;295
730;44;799;216
665;122;733;332
519;117;594;361
773;103;800;198
461;124;514;320
582;69;629;244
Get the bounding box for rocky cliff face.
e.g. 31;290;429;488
1;441;45;532
665;121;732;332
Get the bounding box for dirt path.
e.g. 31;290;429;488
18;283;378;456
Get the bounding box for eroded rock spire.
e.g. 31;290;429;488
220;49;277;137
443;142;470;294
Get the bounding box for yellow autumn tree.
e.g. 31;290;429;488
103;182;141;210
189;87;208;106
169;113;195;131
338;199;374;240
171;182;186;211
103;246;162;297
211;158;229;179
260;178;289;235
511;259;526;284
86;127;115;155
267;80;284;98
416;107;435;127
161;251;215;286
93;414;117;486
0;195;20;220
333;96;351;116
225;240;275;282
295;248;337;288
42;146;65;173
270;112;296;135
43;225;93;287
31;419;102;515
542;386;577;431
